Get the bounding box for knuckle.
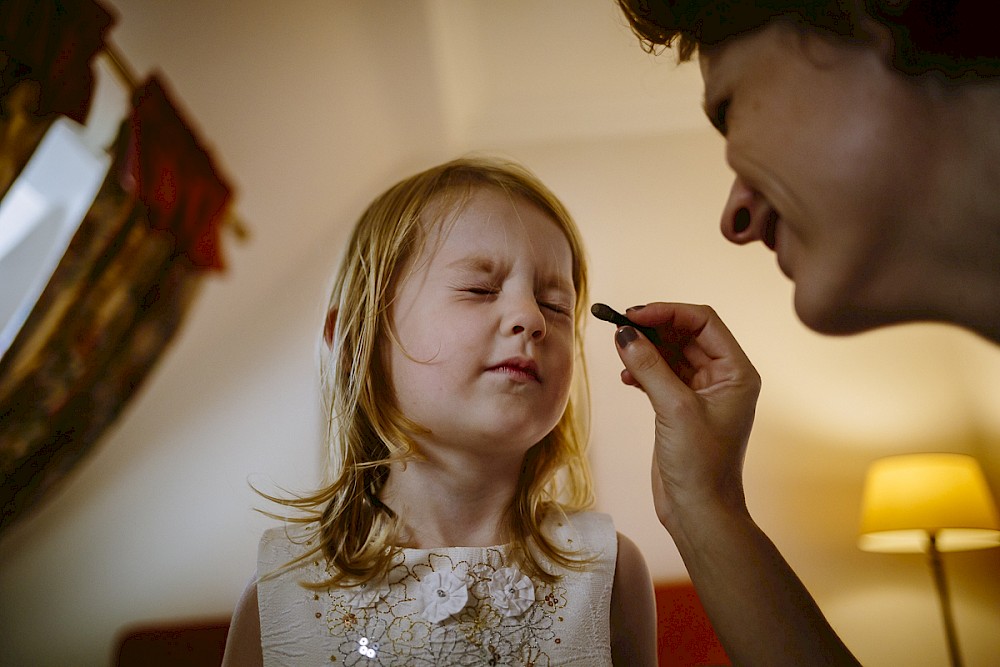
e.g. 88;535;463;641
630;346;661;373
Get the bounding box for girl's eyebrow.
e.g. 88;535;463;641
447;256;498;274
448;255;575;294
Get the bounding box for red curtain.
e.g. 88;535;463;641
0;2;236;534
121;75;233;270
0;0;115;122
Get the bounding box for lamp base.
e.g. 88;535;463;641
928;534;964;667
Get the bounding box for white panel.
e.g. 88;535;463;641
0;118;111;356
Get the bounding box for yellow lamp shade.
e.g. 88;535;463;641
858;453;1000;553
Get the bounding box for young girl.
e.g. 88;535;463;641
223;156;657;666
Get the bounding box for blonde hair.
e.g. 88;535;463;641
265;156;593;586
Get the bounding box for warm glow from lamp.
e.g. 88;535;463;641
858;453;999;667
859;453;1000;553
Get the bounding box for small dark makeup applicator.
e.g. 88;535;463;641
590;303;662;346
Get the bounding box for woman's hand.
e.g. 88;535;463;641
611;303;861;666
612;303;761;530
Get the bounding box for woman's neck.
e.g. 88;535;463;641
910;80;1000;343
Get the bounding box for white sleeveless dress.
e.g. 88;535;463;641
256;511;617;666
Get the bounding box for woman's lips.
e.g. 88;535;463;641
763;210;779;250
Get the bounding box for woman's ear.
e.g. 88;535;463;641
796;13;894;69
323;307;338;349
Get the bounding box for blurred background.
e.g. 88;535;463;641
1;1;998;665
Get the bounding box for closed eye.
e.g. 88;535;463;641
459;285;500;298
704;97;730;136
457;283;572;316
539;300;572;316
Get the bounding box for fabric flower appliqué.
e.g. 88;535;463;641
417;569;468;623
343;577;390;609
488;566;535;617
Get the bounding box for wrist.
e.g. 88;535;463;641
659;488;752;549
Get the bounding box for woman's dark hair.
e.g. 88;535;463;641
616;0;1000;79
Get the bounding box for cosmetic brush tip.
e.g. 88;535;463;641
591;302;613;319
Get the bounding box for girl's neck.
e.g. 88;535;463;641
379;454;522;549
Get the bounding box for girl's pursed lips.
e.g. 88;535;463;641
486;357;540;381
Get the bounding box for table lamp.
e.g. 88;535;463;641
858;453;1000;667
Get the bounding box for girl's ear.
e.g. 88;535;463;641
323;307;338;349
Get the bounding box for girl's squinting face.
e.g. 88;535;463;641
700;22;943;334
387;188;576;458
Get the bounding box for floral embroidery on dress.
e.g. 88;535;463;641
344;576;390;609
317;548;570;665
488;567;535;618
417;569;469;623
258;514;616;666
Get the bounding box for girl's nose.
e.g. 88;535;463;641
508;298;546;340
720;176;773;246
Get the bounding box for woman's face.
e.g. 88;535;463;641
699;21;947;334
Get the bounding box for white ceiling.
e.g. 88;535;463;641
422;0;707;145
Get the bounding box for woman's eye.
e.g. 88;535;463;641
712;98;730;136
466;286;498;296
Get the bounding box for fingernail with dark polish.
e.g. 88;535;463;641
733;207;751;233
616;326;638;349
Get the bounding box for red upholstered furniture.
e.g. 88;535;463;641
115;618;230;667
655;580;731;667
114;581;728;666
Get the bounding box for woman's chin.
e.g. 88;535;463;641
793;289;880;337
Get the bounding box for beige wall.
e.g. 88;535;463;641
1;2;998;665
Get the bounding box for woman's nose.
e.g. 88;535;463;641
720;176;773;246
